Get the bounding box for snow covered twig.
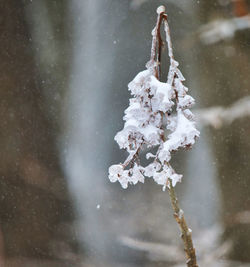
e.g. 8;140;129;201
195;95;250;128
109;5;199;266
168;180;198;267
109;6;199;191
120;226;232;266
199;15;250;45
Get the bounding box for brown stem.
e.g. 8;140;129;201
168;179;198;267
150;11;165;79
123;147;141;168
150;13;162;61
156;15;164;80
122;10;165;170
152;6;199;267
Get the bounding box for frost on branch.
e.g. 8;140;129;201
108;11;199;190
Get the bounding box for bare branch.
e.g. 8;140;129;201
195;95;250;128
199;15;250;45
119;236;184;262
168;180;198;267
109;6;199;266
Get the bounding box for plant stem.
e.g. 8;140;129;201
168;179;198;267
151;7;199;266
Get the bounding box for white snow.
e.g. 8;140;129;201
156;5;166;14
109;8;199;190
159;110;199;164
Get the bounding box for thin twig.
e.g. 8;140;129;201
195;95;250;128
154;7;199;267
168;180;198;267
121;10;165;169
149;10;165;78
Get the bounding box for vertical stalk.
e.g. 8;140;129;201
168;179;198;267
152;6;199;267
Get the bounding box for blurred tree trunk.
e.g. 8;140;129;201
0;0;76;263
198;0;250;262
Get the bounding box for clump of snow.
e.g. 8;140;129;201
109;9;199;190
158;110;199;164
108;164;124;183
156;5;166;14
109;163;145;189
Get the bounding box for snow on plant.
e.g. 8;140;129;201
109;6;199;267
109;6;199;191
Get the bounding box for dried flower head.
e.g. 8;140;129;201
109;8;199;190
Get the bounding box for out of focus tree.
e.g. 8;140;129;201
0;0;77;265
198;0;250;262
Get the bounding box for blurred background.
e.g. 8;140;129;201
0;0;250;266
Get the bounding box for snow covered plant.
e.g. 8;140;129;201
109;6;199;267
109;8;199;190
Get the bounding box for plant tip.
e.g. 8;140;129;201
156;5;165;15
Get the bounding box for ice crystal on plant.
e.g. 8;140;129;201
109;11;199;190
